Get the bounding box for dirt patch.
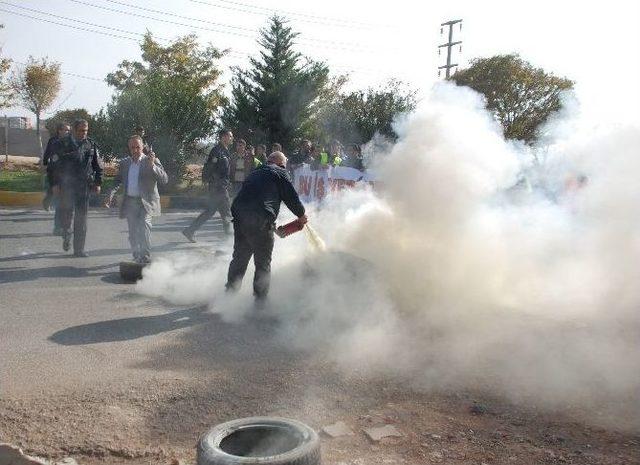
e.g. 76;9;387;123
1;376;638;465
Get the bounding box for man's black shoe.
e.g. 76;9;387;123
182;228;196;243
42;195;52;211
62;233;71;251
136;255;151;264
73;251;89;258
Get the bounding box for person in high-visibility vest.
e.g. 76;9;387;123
329;140;343;167
251;145;263;170
245;144;263;172
255;144;267;165
319;150;330;168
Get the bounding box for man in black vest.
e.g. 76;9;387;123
182;129;233;241
51;119;103;257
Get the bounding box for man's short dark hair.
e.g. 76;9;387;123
218;128;232;138
271;142;282;151
236;139;247;146
56;122;70;132
73;119;89;129
257;144;266;151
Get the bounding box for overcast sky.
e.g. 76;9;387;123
2;0;639;125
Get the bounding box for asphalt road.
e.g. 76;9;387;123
0;207;232;394
0;206;418;464
2;208;639;465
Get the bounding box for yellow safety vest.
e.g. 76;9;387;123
320;152;329;166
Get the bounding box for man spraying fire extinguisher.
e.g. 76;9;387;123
225;151;308;302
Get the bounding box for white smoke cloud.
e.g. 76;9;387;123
138;82;640;429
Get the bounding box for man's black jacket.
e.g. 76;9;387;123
51;135;102;188
42;136;60;170
232;163;305;223
202;144;230;189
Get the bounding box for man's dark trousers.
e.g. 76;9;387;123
186;185;231;233
43;169;63;232
226;213;275;299
59;183;89;253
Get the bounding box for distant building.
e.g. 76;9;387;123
0;116;33;129
0;116;49;157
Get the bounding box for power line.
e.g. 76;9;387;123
104;0;256;34
1;2;248;59
13;60;106;82
189;0;392;29
70;0;254;39
1;3;407;81
1;1;149;42
70;0;384;53
0;6;139;42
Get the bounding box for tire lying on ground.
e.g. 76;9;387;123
119;261;145;283
197;417;320;465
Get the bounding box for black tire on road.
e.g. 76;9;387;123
119;261;144;283
197;417;321;465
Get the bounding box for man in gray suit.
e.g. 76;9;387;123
106;135;168;263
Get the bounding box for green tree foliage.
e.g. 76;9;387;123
11;56;61;156
101;33;226;186
452;54;574;143
313;78;417;144
0;25;13;109
45;108;94;134
222;16;329;150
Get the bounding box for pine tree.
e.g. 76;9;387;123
223;16;328;151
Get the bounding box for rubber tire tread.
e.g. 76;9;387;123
197;417;320;465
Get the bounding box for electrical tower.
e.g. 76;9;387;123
438;19;463;79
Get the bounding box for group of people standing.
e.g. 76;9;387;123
43;124;307;301
181;128;307;301
287;139;366;172
43;119;168;261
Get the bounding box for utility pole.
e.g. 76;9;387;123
438;19;463;79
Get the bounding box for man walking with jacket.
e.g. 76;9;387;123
51;119;102;257
42;121;70;234
182;129;233;241
106;135;168;263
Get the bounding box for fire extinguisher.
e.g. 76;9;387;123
276;218;305;238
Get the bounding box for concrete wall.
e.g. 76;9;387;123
0;127;50;158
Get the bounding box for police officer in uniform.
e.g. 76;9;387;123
51;119;103;257
182;129;233;242
42;121;70;234
226;151;307;301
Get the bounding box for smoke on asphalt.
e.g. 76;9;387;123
138;82;640;429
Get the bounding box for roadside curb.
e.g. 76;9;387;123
0;191;44;207
0;191;207;209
